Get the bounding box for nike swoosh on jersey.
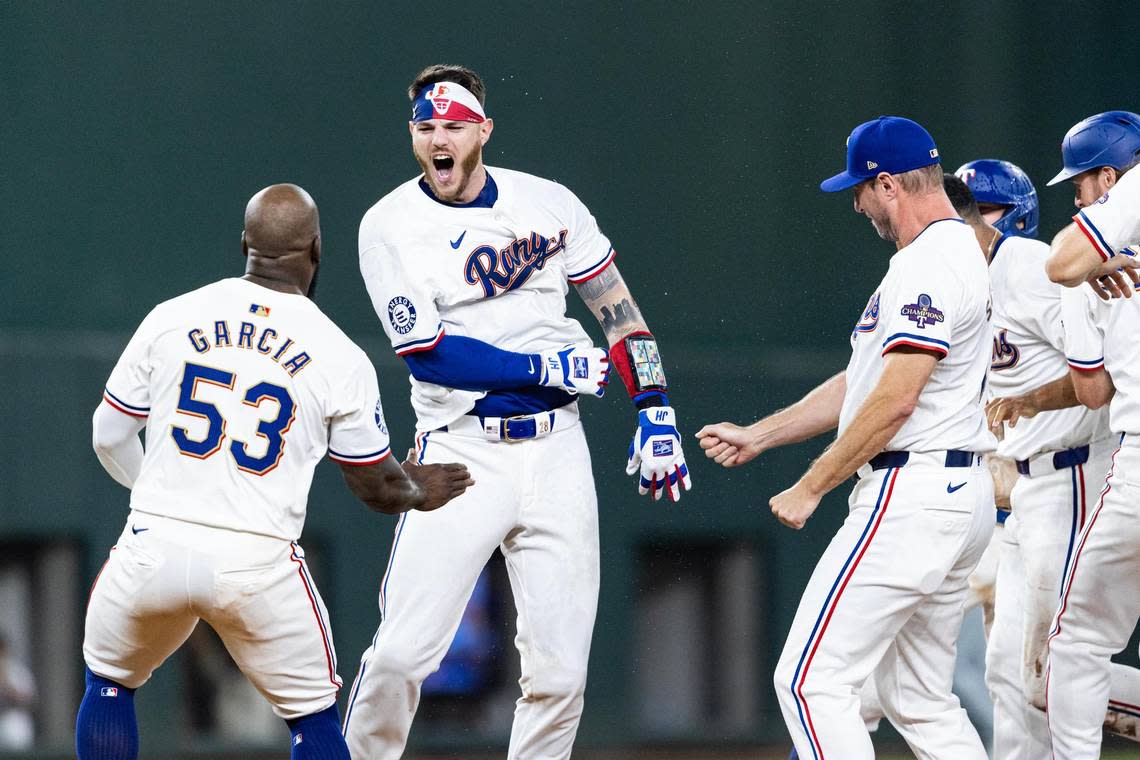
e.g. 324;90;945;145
131;525;149;535
450;231;467;249
946;482;967;493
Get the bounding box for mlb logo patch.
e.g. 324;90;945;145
100;687;119;697
573;356;589;379
652;440;674;457
293;733;303;746
249;303;271;317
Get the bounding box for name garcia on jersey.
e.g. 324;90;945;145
187;316;312;376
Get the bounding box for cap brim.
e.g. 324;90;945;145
820;171;865;192
1046;167;1079;186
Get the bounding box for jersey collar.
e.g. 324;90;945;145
418;171;498;209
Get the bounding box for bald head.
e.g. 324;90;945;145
243;184;320;254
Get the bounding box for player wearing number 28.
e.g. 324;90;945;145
77;185;471;760
342;64;691;760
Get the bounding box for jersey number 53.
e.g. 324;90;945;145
170;362;297;476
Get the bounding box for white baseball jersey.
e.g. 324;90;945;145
358;167;615;431
1074;167;1140;259
102;277;391;540
842;218;996;453
1062;277;1140;435
987;235;1110;459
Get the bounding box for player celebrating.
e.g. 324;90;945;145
1046;110;1140;289
1041;114;1140;759
77;185;472;760
699;116;994;759
947;165;1117;759
342;65;690;760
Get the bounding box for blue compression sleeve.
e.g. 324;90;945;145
402;334;542;391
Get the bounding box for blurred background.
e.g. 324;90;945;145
3;1;1140;757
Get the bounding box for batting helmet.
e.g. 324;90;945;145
955;159;1039;239
1046;110;1140;186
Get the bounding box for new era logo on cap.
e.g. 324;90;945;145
820;116;940;192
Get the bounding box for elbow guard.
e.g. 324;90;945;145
609;331;669;409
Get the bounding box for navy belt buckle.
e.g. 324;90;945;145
501;415;537;441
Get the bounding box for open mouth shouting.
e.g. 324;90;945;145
431;152;456;184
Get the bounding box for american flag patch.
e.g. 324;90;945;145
100;687;119;697
249;303;271;317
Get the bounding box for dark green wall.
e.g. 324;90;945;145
3;0;1139;752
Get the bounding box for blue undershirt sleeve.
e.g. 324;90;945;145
402;334;543;391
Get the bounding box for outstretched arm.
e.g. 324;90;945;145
696;372;846;467
338;451;473;514
770;349;937;529
985;373;1081;436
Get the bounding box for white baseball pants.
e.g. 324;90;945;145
83;512;341;719
342;416;599;760
985;447;1112;759
1046;443;1140;759
774;457;993;760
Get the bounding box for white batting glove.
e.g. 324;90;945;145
626;406;692;501
537;345;609;397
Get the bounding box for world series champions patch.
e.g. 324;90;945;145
900;294;944;329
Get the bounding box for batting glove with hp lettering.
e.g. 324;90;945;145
627;406;691;501
537;345;609;397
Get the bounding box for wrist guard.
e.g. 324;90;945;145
609;331;669;409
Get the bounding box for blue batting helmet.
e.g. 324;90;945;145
955;159;1039;239
1047;110;1140;186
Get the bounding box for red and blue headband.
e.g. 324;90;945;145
411;81;487;123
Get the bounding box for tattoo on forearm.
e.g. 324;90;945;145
600;298;643;337
576;266;620;300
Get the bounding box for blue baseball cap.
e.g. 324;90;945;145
820;116;941;192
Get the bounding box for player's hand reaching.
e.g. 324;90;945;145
401;449;475;511
985;395;1041;439
537;344;609;397
695;421;764;467
627;406;692;501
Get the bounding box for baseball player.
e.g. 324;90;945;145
1046;110;1140;290
946;164;1118;759
342;64;691;760
77;185;472;760
699;116;995;759
1041;113;1140;758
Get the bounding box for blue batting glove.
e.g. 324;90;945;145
626;406;692;501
